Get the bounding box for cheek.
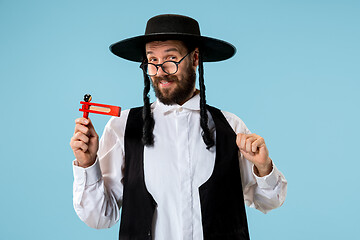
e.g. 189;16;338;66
174;68;186;80
150;77;157;85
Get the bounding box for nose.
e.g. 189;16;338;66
156;64;167;77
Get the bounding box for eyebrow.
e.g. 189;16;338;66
146;48;180;55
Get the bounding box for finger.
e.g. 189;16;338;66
237;133;258;150
71;140;89;152
245;137;257;153
236;133;244;148
73;132;90;144
238;134;248;150
240;134;248;150
240;148;254;158
75;117;90;125
70;136;87;149
241;133;256;147
74;124;90;136
73;149;85;158
86;118;98;137
252;137;265;152
237;133;248;150
242;136;256;153
75;118;97;137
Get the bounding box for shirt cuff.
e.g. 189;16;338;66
72;157;102;186
252;164;280;190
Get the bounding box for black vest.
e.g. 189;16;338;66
119;105;250;240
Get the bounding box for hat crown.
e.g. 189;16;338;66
145;14;201;36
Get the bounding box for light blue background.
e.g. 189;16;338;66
1;0;359;239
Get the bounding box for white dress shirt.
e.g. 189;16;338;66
73;93;287;240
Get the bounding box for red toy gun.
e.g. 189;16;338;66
79;94;121;119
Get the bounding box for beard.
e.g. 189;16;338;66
151;64;196;105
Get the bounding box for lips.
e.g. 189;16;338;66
159;80;174;87
154;76;177;88
152;75;179;91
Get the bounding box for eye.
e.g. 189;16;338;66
168;56;177;61
148;57;158;63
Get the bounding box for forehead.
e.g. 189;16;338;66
145;40;187;55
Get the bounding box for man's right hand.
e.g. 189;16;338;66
70;117;99;168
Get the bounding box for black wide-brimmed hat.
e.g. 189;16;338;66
109;14;236;62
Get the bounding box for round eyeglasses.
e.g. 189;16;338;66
140;52;191;76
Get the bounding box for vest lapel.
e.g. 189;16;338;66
120;107;156;240
199;105;250;240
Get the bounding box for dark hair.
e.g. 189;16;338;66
142;66;155;146
198;49;215;149
141;41;214;149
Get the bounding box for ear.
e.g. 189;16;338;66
192;47;200;67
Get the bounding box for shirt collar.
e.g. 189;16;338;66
153;92;201;114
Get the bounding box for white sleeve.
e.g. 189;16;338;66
222;110;288;214
72;110;129;228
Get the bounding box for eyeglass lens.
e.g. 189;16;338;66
147;61;178;76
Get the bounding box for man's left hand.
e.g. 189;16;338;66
236;133;273;177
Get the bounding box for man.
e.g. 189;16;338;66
70;14;287;240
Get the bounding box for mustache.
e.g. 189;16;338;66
152;75;179;84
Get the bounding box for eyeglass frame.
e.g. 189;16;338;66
140;51;192;76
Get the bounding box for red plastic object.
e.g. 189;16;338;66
79;101;121;118
82;103;90;119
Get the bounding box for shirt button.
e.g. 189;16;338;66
177;107;183;112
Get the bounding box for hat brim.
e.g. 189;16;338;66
109;33;236;62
